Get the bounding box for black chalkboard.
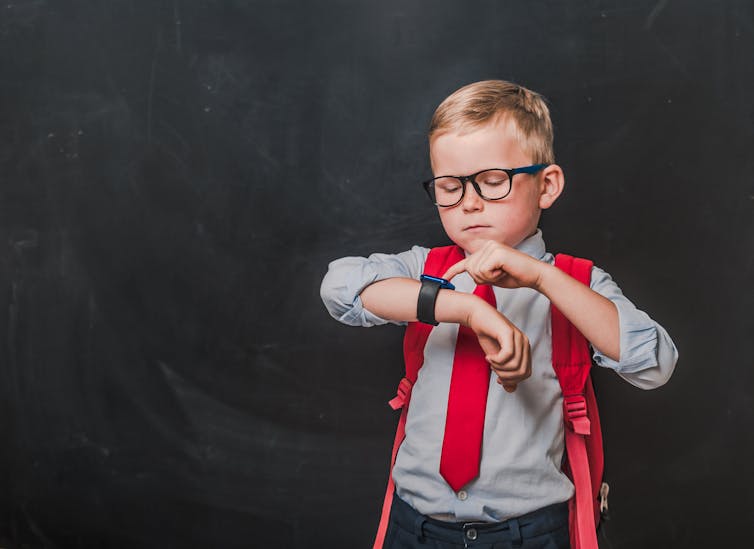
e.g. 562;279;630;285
1;1;752;547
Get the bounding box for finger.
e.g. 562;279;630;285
499;379;517;393
479;244;509;283
465;259;491;286
493;333;531;385
476;326;500;354
441;259;467;281
478;264;506;285
470;245;495;283
520;337;532;381
463;247;495;284
495;371;524;395
496;377;517;392
471;272;491;286
511;331;528;372
507;330;525;372
487;327;522;370
494;275;520;289
485;330;514;366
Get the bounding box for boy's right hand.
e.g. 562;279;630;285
465;299;531;393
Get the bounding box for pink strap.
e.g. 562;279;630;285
372;400;410;548
553;254;601;549
373;245;464;549
564;407;598;549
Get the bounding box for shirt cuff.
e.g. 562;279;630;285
592;301;659;374
337;294;406;327
325;253;419;327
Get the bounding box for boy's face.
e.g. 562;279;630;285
429;119;561;254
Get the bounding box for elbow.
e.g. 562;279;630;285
319;272;346;321
620;347;678;391
644;365;674;390
651;347;679;389
320;269;374;326
645;333;679;389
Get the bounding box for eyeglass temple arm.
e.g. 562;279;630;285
512;163;549;175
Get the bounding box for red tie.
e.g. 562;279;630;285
439;284;497;492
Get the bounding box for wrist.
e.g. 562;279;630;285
453;293;491;329
434;291;486;327
531;261;557;293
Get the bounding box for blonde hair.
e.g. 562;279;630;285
429;80;554;164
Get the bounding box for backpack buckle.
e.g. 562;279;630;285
599;482;610;520
563;394;591;435
388;377;414;410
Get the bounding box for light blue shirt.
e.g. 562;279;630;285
320;230;678;521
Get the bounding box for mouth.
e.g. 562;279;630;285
463;224;491;232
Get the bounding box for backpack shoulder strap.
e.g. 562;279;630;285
373;245;464;549
551;254;594;398
400;245;464;388
552;254;603;549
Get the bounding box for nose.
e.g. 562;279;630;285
460;179;484;212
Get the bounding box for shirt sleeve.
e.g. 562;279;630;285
320;246;429;327
589;266;679;389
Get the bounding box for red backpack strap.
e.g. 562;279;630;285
552;254;604;549
373;245;464;549
400;245;464;389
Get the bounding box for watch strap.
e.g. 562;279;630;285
417;275;454;325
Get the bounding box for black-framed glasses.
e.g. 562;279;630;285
421;164;549;207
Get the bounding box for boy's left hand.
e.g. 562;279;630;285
442;240;546;290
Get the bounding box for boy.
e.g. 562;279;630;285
320;80;677;548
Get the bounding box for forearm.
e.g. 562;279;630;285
536;263;620;361
359;277;481;326
320;247;429;326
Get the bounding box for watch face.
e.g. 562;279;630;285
421;274;455;291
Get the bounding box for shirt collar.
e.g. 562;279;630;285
514;229;547;260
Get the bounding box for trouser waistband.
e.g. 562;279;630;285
390;493;569;546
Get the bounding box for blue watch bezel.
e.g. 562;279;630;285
420;274;455;291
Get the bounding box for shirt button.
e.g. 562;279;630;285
457;490;468;501
466;528;478;541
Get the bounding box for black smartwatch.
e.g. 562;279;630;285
417;275;455;325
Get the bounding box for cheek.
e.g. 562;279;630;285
437;209;459;233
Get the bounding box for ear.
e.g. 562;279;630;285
538;164;564;210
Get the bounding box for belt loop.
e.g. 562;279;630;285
413;514;427;543
509;517;522;548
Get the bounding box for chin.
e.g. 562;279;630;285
456;234;520;254
451;236;484;254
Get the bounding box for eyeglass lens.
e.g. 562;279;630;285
430;169;511;206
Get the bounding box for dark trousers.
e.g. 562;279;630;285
383;494;570;549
